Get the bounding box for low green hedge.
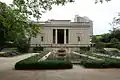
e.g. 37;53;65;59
15;60;73;70
33;46;44;52
80;55;120;68
81;59;120;68
15;54;73;70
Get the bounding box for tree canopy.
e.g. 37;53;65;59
13;0;74;20
0;1;41;52
95;0;111;3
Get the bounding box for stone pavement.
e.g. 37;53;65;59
1;53;120;80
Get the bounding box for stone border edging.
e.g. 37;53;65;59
38;52;52;62
73;52;103;61
93;53;120;59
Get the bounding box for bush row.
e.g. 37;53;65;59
80;59;120;68
15;53;73;70
15;60;73;70
80;53;120;68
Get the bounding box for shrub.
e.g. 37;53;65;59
110;38;119;44
80;47;90;51
80;57;120;68
95;48;106;54
15;53;73;70
17;44;29;53
33;46;44;52
95;42;105;49
15;39;30;53
15;60;73;70
116;43;120;50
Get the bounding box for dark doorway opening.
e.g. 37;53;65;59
57;29;64;44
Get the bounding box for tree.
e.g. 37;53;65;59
95;0;111;4
100;33;111;42
109;27;120;40
0;22;6;50
110;38;119;44
13;0;74;20
91;35;100;43
0;1;41;52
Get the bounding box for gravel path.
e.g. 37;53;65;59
1;53;120;80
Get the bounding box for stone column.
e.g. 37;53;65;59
64;29;66;44
55;29;57;44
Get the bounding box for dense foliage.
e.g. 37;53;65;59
0;1;42;52
92;28;120;43
13;0;74;20
92;27;120;50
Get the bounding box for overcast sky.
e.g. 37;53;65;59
1;0;120;35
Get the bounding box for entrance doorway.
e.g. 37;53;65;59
57;29;64;44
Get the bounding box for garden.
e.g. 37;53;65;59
76;47;120;68
15;49;73;70
14;46;120;70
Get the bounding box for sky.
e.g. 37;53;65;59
1;0;120;35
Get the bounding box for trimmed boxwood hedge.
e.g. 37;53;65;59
15;54;73;70
80;56;120;68
15;60;73;70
